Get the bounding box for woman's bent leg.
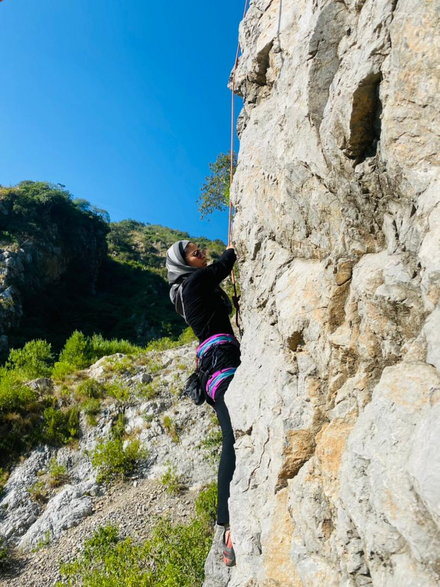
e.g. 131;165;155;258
213;395;236;526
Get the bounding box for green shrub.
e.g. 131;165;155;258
105;382;130;402
57;525;149;587
0;371;46;466
34;530;52;551
199;428;222;462
160;464;183;495
28;479;49;503
177;327;197;345
108;356;134;375
195;483;217;523
145;327;196;352
76;379;106;399
58;331;91;370
48;458;69;488
198;152;236;218
0;371;37;412
112;414;126;439
51;361;76;380
91;438;147;484
55;332;142;377
136;381;160;401
57;485;217;586
82;398;101;426
145;358;163;374
162;415;179;443
0;469;9;497
0;536;10;568
89;334;140;360
6;339;54;378
43;406;80;445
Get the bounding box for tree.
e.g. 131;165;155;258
198;153;237;218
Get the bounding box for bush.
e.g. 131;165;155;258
160;464;183;495
76;379;106;399
195;483;217;523
51;361;76;380
58;331;92;370
54;332;142;378
137;381;160;401
43;406;80;445
198;152;236;218
91;438;147;484
89;334;140;360
48;458;69;488
6;339;54;378
145;327;196;352
82;398;101;426
28;479;49;504
0;469;9;497
162;415;179;443
0;371;37;412
0;371;45;466
105;382;130;402
0;536;10;568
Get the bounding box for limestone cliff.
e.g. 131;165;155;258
218;0;440;585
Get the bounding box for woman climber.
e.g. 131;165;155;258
166;240;240;567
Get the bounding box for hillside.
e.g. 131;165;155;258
0;182;225;356
0;341;221;586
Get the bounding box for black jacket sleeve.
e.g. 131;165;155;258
195;248;236;289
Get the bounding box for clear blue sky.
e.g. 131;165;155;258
1;0;244;241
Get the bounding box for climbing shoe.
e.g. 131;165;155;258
223;528;236;567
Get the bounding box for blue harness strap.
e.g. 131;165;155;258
206;367;237;401
196;333;239;361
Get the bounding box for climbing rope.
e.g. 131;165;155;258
228;0;250;338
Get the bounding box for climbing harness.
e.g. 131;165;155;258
196;333;240;362
182;334;240;405
228;0;250;338
197;333;240;402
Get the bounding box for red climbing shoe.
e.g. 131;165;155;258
223;528;236;567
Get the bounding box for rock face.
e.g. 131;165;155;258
220;0;440;585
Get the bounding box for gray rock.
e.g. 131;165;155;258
214;0;440;584
18;481;96;550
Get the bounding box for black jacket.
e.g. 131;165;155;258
180;249;236;343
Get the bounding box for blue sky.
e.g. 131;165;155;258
1;0;244;241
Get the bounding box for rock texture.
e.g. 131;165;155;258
216;0;440;585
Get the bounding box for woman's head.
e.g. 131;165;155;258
166;240;207;285
184;242;207;268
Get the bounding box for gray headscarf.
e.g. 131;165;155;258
166;240;198;304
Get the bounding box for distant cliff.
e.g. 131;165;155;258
210;0;440;585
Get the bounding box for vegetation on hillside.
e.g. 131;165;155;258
0;332;140;468
0;181;225;352
57;483;217;587
0;181;109;246
0;327;196;471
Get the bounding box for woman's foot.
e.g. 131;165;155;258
223;528;236;567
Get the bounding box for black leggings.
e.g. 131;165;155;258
212;394;235;526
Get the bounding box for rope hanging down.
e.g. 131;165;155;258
228;0;250;338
